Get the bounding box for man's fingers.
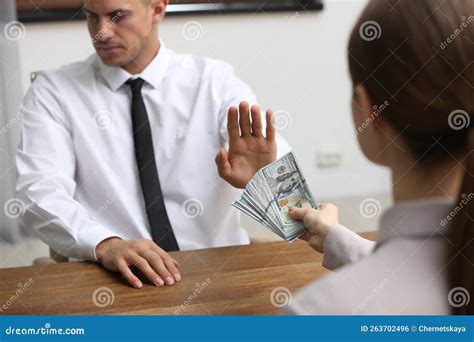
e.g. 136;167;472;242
239;101;251;137
288;206;310;221
250;105;263;138
139;250;175;286
128;254;164;287
215;148;232;178
117;259;143;289
265;109;276;143
227;106;240;142
151;243;180;268
150;244;181;283
163;257;181;282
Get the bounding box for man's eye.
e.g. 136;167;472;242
112;12;124;22
86;14;98;22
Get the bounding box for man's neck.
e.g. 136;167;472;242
122;40;160;75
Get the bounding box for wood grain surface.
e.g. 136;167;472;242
0;232;376;315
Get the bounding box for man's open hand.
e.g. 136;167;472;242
215;101;277;189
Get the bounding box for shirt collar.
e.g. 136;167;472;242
96;42;171;92
377;197;455;244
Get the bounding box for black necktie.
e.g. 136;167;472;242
126;78;179;251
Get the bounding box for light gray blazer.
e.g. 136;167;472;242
284;198;456;314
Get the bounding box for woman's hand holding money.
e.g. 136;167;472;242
289;203;340;253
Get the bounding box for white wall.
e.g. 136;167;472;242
1;0;392;267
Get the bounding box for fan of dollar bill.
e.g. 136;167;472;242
232;152;318;242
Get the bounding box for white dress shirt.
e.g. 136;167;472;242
16;45;290;261
284;198;454;315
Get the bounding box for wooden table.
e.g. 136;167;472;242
0;233;375;315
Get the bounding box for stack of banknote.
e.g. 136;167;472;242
232;152;318;242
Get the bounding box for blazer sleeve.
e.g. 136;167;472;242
322;224;376;270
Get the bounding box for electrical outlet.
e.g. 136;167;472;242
317;149;342;168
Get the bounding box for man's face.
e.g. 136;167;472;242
83;0;157;68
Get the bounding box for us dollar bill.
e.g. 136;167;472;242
260;152;317;226
232;152;317;241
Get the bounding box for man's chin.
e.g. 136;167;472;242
97;54;125;67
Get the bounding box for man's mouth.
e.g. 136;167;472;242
97;45;123;54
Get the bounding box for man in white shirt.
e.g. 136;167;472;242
16;0;289;288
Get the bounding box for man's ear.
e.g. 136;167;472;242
151;0;168;23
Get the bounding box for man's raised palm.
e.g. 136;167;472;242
216;101;277;189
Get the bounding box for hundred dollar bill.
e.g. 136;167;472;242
260;152;317;226
232;152;317;241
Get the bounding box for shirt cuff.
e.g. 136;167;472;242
75;222;123;261
322;224;376;270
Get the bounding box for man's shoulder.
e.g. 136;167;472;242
168;49;236;79
33;54;97;88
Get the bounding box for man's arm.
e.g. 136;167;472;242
16;74;180;288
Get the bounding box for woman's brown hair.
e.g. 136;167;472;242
348;0;474;314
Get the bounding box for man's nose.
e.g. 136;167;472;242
95;17;115;42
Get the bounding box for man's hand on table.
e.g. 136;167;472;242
95;237;181;289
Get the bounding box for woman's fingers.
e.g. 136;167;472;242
299;232;311;242
318;203;330;210
288;206;311;221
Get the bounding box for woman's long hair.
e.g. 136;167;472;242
348;0;474;314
